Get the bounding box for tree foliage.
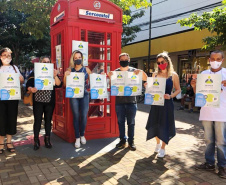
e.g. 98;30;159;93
177;0;226;50
0;1;51;65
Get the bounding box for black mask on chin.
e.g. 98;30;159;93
74;59;82;65
120;60;129;67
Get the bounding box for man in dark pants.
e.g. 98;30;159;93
109;53;147;151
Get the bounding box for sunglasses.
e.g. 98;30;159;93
157;61;165;65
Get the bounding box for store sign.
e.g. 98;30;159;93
79;9;113;20
93;1;101;9
54;11;65;23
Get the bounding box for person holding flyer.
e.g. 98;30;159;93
26;56;62;150
0;47;24;154
145;51;181;158
108;53;147;151
64;50;91;148
192;50;226;178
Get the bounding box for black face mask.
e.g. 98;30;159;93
120;60;129;67
74;59;82;65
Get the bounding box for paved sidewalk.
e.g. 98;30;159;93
0;101;226;185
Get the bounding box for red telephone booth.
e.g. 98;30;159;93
50;0;122;142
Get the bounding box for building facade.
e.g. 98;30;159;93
122;0;225;84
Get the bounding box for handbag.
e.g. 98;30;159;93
23;92;33;106
23;77;34;106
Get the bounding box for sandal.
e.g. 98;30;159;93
6;143;15;153
0;144;4;154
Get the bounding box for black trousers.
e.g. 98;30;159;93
33;101;55;138
0;100;19;136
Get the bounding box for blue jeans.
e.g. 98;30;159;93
70;92;89;138
202;121;226;168
115;103;137;143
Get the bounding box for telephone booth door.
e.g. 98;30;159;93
50;0;122;142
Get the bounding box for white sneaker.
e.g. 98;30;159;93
75;138;81;148
157;149;165;158
80;136;86;145
154;144;161;153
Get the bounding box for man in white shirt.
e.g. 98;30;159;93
192;50;226;178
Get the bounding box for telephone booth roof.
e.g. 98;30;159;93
50;0;123;29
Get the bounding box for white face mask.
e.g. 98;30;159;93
1;58;12;65
210;61;222;69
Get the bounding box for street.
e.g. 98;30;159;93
0;101;225;185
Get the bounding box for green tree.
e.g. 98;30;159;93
122;9;145;46
177;0;226;50
0;2;51;65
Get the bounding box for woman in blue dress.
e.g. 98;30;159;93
145;51;181;158
64;50;91;148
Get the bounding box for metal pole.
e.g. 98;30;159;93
148;0;152;77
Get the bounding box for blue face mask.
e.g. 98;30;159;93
74;59;82;65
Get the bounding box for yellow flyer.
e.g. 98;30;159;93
66;72;85;98
90;74;107;99
111;71;126;96
124;72;142;96
35;63;54;90
0;73;21;100
144;77;166;106
195;74;221;107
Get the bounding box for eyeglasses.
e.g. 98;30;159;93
42;60;50;63
157;60;165;65
1;54;12;58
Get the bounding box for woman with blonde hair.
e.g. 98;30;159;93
64;50;91;148
145;51;181;158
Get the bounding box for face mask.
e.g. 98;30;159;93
74;59;82;65
210;61;222;69
120;60;129;67
158;63;168;70
1;58;11;65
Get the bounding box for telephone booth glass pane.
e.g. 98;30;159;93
89;47;105;60
88;31;105;45
107;33;111;46
107;48;111;60
107;105;111;116
88;105;104;118
88;62;106;73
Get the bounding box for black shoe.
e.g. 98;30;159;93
195;162;215;170
218;167;226;178
6;143;15;153
128;142;136;151
34;138;40;151
44;135;52;149
116;139;126;149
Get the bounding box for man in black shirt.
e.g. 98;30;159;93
108;53;147;151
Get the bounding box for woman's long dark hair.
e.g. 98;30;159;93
0;47;13;67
